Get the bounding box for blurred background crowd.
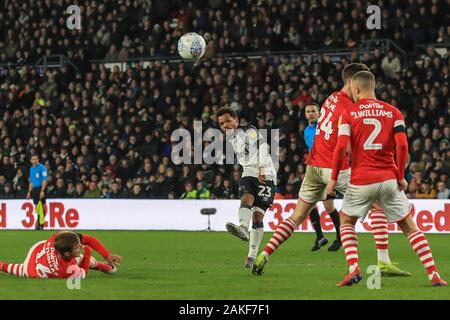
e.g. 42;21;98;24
0;0;448;199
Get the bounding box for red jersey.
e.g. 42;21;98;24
306;90;351;169
24;233;86;279
337;98;406;185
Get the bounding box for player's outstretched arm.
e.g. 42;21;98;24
78;234;122;265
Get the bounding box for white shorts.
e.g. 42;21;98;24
298;165;351;204
341;179;412;223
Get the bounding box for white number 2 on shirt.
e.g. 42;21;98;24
316;109;333;140
363;118;382;150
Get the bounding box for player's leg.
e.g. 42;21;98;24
337;213;361;286
322;198;341;251
369;202;390;263
31;188;42;230
246;180;276;267
226;193;253;241
323;167;351;252
399;217;446;286
336;183;375;286
0;240;45;278
369;201;410;276
37;194;47;230
259;196;316;256
226;177;256;241
245;210;264;268
0;262;26;277
252;198;314;275
252;167;321;275
269;165;323;241
309;206;328;251
379;180;446;286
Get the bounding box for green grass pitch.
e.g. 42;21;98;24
0;230;449;300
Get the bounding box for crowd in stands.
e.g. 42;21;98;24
0;0;448;199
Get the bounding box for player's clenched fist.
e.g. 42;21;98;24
107;254;123;266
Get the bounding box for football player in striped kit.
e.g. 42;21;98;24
327;71;446;286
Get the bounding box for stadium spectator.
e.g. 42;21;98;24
73;182;86;198
195;182;211;199
181;182;197;199
50;178;67;198
0;0;448;200
131;184;146;199
84;182;102;198
381;51;401;79
416;180;438;199
437;181;450;199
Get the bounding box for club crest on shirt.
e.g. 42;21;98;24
248;130;257;139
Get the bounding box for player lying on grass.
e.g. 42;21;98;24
327;70;446;287
217;107;277;268
0;231;122;279
252;63;409;277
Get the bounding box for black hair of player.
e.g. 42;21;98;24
217;107;237;119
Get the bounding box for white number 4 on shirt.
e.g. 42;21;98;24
317;109;333;140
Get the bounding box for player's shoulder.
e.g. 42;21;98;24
238;124;259;138
322;91;340;107
239;123;258;131
373;99;403;116
324;90;353;113
333;90;352;104
372;98;394;108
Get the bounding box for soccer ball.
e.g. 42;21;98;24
177;32;206;60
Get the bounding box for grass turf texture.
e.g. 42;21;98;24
0;230;449;300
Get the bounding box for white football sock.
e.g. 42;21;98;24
248;222;264;259
238;206;252;230
377;249;391;264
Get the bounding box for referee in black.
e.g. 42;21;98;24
26;155;48;230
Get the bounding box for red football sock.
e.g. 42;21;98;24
340;224;359;270
1;263;26;277
408;230;437;276
370;209;389;250
263;218;296;256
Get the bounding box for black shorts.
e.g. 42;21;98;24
238;176;276;212
31;187;46;205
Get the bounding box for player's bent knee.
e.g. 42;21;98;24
397;215;418;235
340;211;358;225
323;200;335;212
240;194;254;207
252;209;265;222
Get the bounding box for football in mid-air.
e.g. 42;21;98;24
177;32;206;60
